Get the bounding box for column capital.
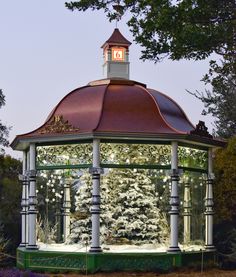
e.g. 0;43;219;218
170;168;179;176
64;178;73;185
26;170;37;178
184;182;191;188
169;196;180;207
207;173;215;180
89;167;104;175
18;174;28;182
204;198;214;207
205;169;214;249
168;168;183;177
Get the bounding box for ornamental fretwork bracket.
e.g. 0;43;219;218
190;120;213;138
38;115;79;134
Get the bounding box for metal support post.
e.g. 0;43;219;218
19;150;29;247
89;139;103;252
26;143;38;249
183;182;191;244
205;148;215;250
168;141;181;252
63;178;71;242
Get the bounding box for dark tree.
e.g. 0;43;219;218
214;137;236;223
189;57;236;138
0;89;9;152
213;137;236;268
65;0;236;137
65;0;236;62
0;155;22;256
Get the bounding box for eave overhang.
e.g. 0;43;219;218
11;131;226;151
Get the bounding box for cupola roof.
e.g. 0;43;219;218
101;28;132;48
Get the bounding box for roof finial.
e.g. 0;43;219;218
113;0;124;28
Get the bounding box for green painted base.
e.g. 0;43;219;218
17;248;216;273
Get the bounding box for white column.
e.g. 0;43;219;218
89;139;102;252
183;182;191;244
63;178;71;242
55;192;62;243
19;151;29;247
168;141;181;252
205;148;215;250
26;143;38;249
25;150;29;245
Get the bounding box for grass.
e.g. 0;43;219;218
48;269;236;277
0;267;46;277
1;268;236;277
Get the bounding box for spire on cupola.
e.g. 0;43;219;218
101;28;132;79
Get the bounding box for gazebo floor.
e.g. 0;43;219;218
17;246;217;273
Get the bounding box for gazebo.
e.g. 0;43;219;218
11;29;225;273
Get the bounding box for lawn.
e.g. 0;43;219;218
49;269;236;277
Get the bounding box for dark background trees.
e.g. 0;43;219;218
65;0;235;63
213;137;236;268
0;90;21;262
0;89;9;152
214;137;236;223
189;58;236;137
0;155;21;256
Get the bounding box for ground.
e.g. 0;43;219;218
49;269;236;277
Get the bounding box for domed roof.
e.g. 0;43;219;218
11;78;224;150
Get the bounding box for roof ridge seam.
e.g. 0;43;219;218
93;84;109;132
138;85;185;135
150;88;195;130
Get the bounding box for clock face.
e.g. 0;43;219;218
112;48;125;61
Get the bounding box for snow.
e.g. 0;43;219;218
37;242;205;253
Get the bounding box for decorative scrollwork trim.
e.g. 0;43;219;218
38;115;79;134
190;121;213;138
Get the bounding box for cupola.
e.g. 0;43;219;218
101;28;131;79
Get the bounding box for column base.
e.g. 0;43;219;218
167;246;181;253
205;245;215;251
26;245;39;250
89;246;102;253
19;243;27;248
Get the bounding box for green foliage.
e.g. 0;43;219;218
178;146;207;169
189;58;236;138
206;137;236;269
101;143;171;165
214;221;236;269
65;0;235;62
37;143;92;167
65;1;236;137
0;90;9;152
37;216;58;244
214;137;236;222
0;155;22;254
37;170;78;243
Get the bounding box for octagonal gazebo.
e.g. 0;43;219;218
11;29;225;273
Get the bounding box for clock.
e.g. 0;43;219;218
112;47;125;61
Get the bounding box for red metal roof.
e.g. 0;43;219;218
11;78;197;143
11;78;226;150
101;28;132;48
